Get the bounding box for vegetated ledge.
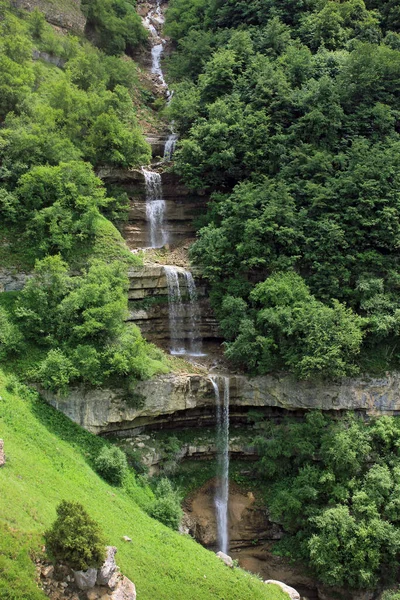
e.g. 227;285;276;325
41;371;400;436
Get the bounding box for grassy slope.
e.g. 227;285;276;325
0;370;286;600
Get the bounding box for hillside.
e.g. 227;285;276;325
0;369;286;600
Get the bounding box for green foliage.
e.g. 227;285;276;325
254;412;400;588
81;0;147;55
94;446;128;486
150;478;183;530
14;256;168;392
0;307;23;359
45;500;106;571
0;370;284;600
167;0;400;377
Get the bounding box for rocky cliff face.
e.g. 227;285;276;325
127;265;220;345
42;371;400;436
99;168;207;248
11;0;86;33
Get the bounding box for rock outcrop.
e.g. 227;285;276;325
10;0;86;33
98;168;207;248
265;580;300;600
42;371;400;436
0;269;30;292
38;546;136;600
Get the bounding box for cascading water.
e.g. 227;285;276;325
164;133;179;161
164;266;204;356
143;0;172;100
164;266;185;355
142;168;167;248
211;376;230;555
184;271;203;355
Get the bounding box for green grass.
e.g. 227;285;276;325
0;370;287;600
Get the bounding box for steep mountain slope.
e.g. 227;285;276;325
0;369;286;600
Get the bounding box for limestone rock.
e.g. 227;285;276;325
110;576;136;600
216;552;233;568
74;568;98;590
265;580;300;600
97;546;118;586
42;371;400;437
10;0;86;32
122;536;132;543
0;269;30;292
0;440;5;467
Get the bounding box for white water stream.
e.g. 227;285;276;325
164;132;178;161
211;376;230;555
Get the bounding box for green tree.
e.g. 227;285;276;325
45;501;106;571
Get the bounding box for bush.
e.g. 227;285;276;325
149;478;183;530
94;446;128;486
0;307;23;358
45;500;106;571
33;349;78;394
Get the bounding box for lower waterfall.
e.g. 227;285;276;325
211;376;230;555
164;266;203;356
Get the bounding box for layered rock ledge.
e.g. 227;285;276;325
42;371;400;436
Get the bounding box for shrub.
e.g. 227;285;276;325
33;349;78;394
45;500;106;571
149;478;183;530
94;446;128;486
0;307;23;358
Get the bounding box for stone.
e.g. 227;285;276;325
122;536;132;543
216;552;234;568
74;568;98;590
10;0;86;32
109;576;136;600
0;440;5;467
42;370;400;437
97;546;118;586
41;565;54;578
265;580;300;600
106;570;121;591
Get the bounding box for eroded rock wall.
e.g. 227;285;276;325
42;371;400;435
11;0;86;33
99;168;207;248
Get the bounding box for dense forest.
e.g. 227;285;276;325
166;0;400;378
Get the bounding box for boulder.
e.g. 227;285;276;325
265;580;300;600
97;546;118;586
74;568;98;590
110;576;136;600
216;552;234;568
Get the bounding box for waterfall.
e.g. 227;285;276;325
184;270;203;356
142;168;167;248
211;376;230;555
151;43;167;88
164;266;204;356
164;133;179;161
164;266;185;355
